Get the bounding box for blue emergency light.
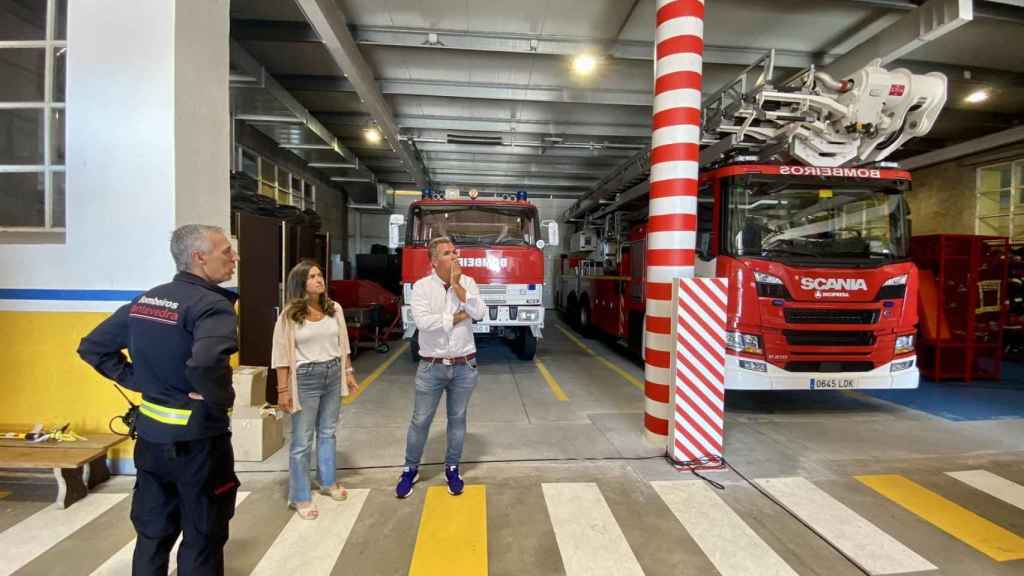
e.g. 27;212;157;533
516;190;528;201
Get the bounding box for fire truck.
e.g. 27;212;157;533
390;188;559;361
559;51;947;390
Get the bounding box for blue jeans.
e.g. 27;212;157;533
404;359;479;468
289;358;341;504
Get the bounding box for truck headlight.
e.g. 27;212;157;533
739;359;767;372
891;358;915;372
894;334;915;355
518;309;539;322
726;331;763;355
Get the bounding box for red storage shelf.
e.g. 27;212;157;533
911;234;1009;382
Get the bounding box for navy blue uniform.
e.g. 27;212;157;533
79;272;239;576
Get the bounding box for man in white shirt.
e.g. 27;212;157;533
396;236;487;498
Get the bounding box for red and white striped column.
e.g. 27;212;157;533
671;277;727;463
644;0;705;444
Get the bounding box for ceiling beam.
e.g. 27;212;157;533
900;125;1024;169
315;111;651;138
231;19;320;42
428;173;594;187
824;0;973;79
279;74;653;106
293;0;429;187
839;0;1024;22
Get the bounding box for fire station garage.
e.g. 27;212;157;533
4;0;1024;574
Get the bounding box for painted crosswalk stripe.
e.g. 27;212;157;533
89;492;250;576
0;492;127;576
652;480;798;576
409;485;488;576
758;477;936;574
542;482;644;576
250;490;368;576
858;474;1024;562
946;470;1024;512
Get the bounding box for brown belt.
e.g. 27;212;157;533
421;354;476;365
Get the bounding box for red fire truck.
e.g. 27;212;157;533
390;189;559;361
559;51;947;390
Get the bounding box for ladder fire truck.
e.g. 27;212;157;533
558;50;947;390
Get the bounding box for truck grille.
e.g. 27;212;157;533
783;330;875;347
785;361;875;373
479;285;507;304
784;308;879;325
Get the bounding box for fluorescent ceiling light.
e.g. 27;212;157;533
572;54;597;76
964;89;989;104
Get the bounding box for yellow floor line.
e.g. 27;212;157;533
343;342;410;405
0;491;9;499
556;324;644;391
408;485;488;576
535;358;569;401
857;474;1024;561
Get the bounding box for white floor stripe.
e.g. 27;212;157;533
0;493;127;576
652;480;798;576
249;489;369;576
946;470;1024;511
757;477;936;575
542;483;645;576
89;492;250;576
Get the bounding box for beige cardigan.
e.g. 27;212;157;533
271;306;351;413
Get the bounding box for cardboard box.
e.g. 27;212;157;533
231;406;284;462
232;366;267;407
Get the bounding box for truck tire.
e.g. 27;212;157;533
565;293;578;328
517;327;537;360
579;296;593;337
410;333;420;362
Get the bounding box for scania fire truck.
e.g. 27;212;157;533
390;188;559;361
559;50;947;390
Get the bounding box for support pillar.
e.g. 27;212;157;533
644;0;705;444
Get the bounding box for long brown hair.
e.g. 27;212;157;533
284;259;336;324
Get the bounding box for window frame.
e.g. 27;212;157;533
0;0;67;239
975;160;1024;241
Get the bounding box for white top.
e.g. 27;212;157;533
294;315;341;365
411;270;487;358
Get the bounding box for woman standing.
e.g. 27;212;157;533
272;260;359;520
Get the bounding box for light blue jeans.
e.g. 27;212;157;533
404;359;479;468
289;357;341;504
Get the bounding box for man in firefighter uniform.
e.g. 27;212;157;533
79;224;240;576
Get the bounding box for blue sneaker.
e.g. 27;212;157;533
396;466;418;498
445;465;464;496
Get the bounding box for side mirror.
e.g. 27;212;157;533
388;214;406;249
542;220;559;247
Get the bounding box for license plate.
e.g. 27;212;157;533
810;378;855;390
472;324;491;333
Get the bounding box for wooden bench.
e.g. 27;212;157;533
0;431;128;509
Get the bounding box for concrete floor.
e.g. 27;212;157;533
3;320;1024;575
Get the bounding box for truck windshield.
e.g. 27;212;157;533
726;177;909;261
411;204;538;246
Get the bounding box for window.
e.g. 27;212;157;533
976;161;1024;241
0;0;67;238
304;181;315;210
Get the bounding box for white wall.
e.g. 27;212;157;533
0;0;230;309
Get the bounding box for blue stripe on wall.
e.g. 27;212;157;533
0;289;143;301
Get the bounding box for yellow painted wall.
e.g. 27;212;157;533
1;310;241;466
1;311;139;460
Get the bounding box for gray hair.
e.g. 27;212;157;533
170;224;224;272
428;236;454;260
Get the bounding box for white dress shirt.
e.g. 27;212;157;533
411;270;487;358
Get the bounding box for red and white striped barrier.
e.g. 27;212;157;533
644;0;705;443
669;277;728;464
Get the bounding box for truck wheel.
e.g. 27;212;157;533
410;333;420;362
517;328;537;360
565;294;578;327
579;296;593;337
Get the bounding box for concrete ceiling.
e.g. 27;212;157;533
230;0;1024;200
